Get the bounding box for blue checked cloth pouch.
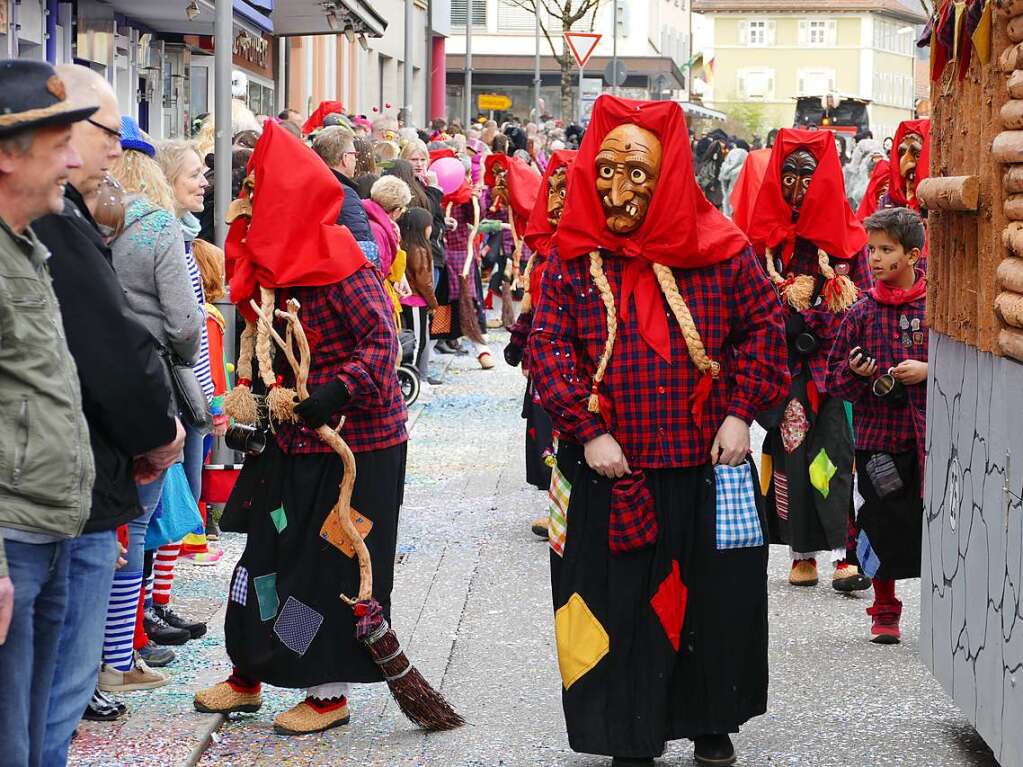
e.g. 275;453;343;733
714;463;765;550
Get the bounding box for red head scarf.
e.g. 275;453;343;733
555;95;748;367
484;153;541;237
301;100;343;134
729;148;771;234
746;128;867;266
523;149;577;258
556;95;747;266
226;121;368;321
887;119;930;211
430;147;472;207
857;159;891;221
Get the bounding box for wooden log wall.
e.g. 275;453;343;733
929;4;1011;353
992;2;1023;360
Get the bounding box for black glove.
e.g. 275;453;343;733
294;380;350;430
504;342;523;368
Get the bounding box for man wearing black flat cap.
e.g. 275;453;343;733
0;58;99;767
30;64;185;761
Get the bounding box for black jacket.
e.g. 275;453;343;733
330;169;374;244
33;186;177;532
424;185;447;270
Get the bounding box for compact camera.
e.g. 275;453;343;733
224;424;268;456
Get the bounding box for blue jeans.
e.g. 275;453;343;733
0;539;70;767
128;472;166;570
42;530;118;767
182;423;204;503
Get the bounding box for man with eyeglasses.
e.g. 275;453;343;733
312;125;380;268
28;64;184;763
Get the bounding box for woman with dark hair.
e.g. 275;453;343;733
352;135;377;178
398;207;439;384
491;133;511;156
354;173;378;200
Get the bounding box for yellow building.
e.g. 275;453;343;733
692;0;926;139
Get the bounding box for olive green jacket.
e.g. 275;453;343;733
0;217;94;578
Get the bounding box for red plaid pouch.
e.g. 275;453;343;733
608;471;658;555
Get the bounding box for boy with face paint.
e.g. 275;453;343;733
506;151;576;535
745;128;872;592
826;207;927;644
529;96;788;766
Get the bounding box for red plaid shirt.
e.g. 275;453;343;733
779;239;872;394
529;246;789;469
275;265;408;455
825;290;927;457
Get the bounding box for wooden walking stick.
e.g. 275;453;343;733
250;293;465;732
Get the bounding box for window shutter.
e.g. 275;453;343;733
798;72;806;96
767;71;774;98
826;19;837;46
738;20;748;45
767;20;776;46
798;20;807;46
737;71;747;98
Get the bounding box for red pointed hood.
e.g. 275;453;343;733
484;153;542;237
226;121;368;321
887;119;930;211
301;100;343;134
555;94;748;267
746;128;866;265
729;148;771;235
857;159;891;221
523;149;577;257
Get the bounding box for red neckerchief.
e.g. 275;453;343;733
869;275;927;306
226;121;368;322
523;149;576;258
554;95;749;365
729;148;771;233
887;119;930;212
484;153;541;237
857;159;890;221
746;128;867;268
301;101;343;134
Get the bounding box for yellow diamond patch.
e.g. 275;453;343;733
760;453;773;497
809;448;838;498
554;593;609;689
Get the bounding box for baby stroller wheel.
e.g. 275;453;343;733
397;364;421;406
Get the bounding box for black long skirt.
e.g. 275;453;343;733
224;440;407;689
764;375;852;554
550;443;769;759
522;380;554;491
856;448;922;581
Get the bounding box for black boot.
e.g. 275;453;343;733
154;604;207;639
611;759;654;766
693;734;736;766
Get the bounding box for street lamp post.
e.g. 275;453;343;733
464;0;473;127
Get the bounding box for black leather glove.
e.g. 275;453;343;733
504;342;523;368
294;380;350;430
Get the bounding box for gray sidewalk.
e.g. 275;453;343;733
71;333;998;766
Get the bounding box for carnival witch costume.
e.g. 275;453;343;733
193;122;420;736
881;119;930;213
506;149;577;502
529;95;788;764
745;128;871;589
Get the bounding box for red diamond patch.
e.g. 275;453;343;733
650;560;687;652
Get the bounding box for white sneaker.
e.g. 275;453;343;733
98;652;169;692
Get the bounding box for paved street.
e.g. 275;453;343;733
69;331;999;767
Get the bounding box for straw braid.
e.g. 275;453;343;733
765;247;815;311
223;318;258;424
588;252;618;414
651;263;720;378
816;248;858;312
520;252;538;313
254;287;298;424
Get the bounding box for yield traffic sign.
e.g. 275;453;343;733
564;32;602;68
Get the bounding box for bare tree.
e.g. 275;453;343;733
505;0;608;121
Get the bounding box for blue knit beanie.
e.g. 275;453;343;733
120;115;154;157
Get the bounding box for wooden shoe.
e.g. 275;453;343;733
531;517;549;539
788;559;818;586
832;562;871;592
478;351;496;370
193;681;262;715
273;698;351;735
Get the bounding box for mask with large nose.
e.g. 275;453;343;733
781;149;818;215
595;124;663;234
546;166;569;226
897;132;923;202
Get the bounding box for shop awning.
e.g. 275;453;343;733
270;0;386;37
678;102;726;121
91;0;270;34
